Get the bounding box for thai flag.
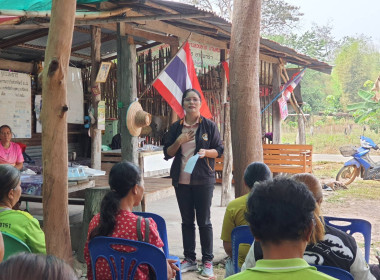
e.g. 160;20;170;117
152;42;212;119
282;68;306;101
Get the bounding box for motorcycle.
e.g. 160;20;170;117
336;136;380;185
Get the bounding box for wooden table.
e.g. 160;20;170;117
101;149;173;177
20;174;95;206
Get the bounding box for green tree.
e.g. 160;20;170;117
180;0;303;34
332;36;380;108
348;86;380;132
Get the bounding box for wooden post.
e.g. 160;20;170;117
230;0;263;198
117;23;138;165
272;64;281;144
298;114;306;144
220;49;233;206
90;26;102;170
41;0;76;263
169;41;179;124
77;187;110;262
221;103;233;206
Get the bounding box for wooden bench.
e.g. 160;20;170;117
215;144;313;183
263;144;313;174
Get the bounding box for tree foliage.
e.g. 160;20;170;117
332;36;380;107
180;0;303;34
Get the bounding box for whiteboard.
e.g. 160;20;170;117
0;70;31;138
67;67;84;124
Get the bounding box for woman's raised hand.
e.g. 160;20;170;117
177;130;195;145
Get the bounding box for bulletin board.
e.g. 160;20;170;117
0;70;32;138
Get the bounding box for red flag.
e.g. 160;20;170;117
221;61;230;83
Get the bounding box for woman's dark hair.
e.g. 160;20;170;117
181;88;201;106
243;162;272;189
0;125;12;133
89;161;141;239
246;177;316;244
0;165;20;201
0;253;78;280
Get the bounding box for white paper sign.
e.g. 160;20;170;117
0;70;32;138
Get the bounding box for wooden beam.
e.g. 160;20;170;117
259;53;279;64
127;10;228;48
0;13;211;29
0;29;49;49
117;23;139;165
90;26;102;170
0;58;35;73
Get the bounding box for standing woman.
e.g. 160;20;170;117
164;89;223;278
0;125;24;170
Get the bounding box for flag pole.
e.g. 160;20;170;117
138;33;193;99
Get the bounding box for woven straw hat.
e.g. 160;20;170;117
126;101;152;136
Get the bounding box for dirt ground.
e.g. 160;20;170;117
322;194;380;264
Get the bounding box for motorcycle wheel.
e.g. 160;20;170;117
336;165;359;185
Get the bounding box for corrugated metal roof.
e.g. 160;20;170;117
0;0;331;73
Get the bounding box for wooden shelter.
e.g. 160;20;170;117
0;0;332;158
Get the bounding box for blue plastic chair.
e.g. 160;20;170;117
134;212;182;280
313;265;354;280
88;236;167;280
323;216;371;263
231;225;254;274
1;231;31;261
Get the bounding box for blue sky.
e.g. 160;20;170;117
285;0;380;46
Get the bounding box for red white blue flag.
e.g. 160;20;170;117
152;42;212;119
282;69;306;101
278;68;306;120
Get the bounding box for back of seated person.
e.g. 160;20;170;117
226;177;335;280
0;252;77;280
220;162;272;277
0;165;46;253
84;161;178;280
242;173;375;280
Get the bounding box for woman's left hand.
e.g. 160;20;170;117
198;149;207;158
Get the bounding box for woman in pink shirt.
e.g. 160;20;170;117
0;125;23;170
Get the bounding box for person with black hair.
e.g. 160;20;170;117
226;177;335;280
241;173;375;280
84;161;178;280
0;125;24;170
0;253;77;280
221;162;272;277
0;165;46;253
164;89;223;278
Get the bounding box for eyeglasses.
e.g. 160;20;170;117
0;132;11;136
183;98;201;103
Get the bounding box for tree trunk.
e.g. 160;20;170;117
41;0;76;263
272;64;281;144
230;0;263;198
221;103;233;206
90;26;102;170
